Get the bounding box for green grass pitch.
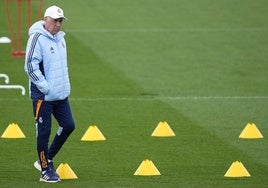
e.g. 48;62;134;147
0;0;268;187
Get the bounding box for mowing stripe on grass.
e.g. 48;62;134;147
69;95;268;101
0;95;268;102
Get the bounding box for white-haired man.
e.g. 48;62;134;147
24;5;75;183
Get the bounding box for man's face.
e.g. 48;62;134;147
44;17;63;35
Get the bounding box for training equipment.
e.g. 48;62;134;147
56;163;78;179
81;125;106;141
224;161;251;177
239;123;263;139
134;159;161;176
5;0;43;57
1;123;26;138
151;121;175;137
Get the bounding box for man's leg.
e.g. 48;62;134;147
47;98;75;160
33;100;52;172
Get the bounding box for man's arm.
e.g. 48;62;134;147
24;33;50;95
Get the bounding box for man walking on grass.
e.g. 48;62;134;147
24;5;75;183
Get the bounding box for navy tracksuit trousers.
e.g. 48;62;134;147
32;98;75;171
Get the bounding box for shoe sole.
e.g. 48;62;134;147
39;178;59;183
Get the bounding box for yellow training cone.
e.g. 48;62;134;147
1;123;26;138
134;159;161;176
239;123;263;139
224;161;251;177
81;125;106;141
151;121;175;137
56;163;78;179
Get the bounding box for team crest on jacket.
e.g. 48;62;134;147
50;47;55;54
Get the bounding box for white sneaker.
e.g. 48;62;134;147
34;160;42;171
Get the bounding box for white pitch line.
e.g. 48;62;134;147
1;28;266;34
66;27;267;33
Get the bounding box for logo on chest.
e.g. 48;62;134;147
50;47;55;54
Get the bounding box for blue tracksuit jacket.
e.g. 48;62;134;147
24;20;70;101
